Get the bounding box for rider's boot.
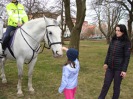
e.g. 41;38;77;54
0;41;6;58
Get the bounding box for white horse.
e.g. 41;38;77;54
0;17;63;97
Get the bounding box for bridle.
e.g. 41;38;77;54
44;25;62;49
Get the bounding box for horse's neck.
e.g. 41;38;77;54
22;18;46;43
17;19;46;50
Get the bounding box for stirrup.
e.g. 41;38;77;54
0;51;6;58
0;54;5;58
0;54;6;58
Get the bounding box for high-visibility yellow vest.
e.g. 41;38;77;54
6;2;28;27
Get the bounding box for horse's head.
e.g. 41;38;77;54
44;17;63;58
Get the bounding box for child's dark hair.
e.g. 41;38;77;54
64;60;76;68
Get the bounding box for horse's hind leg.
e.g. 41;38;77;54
28;57;37;94
16;58;24;97
0;58;7;83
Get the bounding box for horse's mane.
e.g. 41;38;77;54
22;18;45;29
25;17;59;26
25;18;43;26
22;17;59;30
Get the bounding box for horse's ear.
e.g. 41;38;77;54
44;16;48;24
43;16;46;20
56;15;61;25
53;19;59;26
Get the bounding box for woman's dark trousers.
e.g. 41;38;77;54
98;68;122;99
2;26;16;50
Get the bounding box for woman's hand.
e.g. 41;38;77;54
103;64;108;71
120;71;126;78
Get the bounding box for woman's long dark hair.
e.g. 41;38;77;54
112;24;130;41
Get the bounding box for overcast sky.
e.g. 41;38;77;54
85;0;96;23
85;0;127;24
0;0;127;24
45;0;95;23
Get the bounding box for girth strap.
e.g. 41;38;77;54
7;46;16;59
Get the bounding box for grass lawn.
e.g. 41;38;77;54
0;40;133;99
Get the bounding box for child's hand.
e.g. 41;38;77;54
62;47;68;51
58;88;63;93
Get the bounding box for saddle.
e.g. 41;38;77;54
1;30;16;58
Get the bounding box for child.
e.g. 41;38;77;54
58;47;80;99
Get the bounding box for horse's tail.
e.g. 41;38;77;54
0;17;4;54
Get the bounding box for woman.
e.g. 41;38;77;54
98;24;131;99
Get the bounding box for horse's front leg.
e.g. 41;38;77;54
16;59;24;97
0;58;7;83
28;57;37;94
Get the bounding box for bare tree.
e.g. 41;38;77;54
55;0;67;45
96;0;133;51
0;0;8;27
0;0;8;16
0;4;5;17
50;0;77;45
92;0;125;43
63;0;86;50
118;0;133;51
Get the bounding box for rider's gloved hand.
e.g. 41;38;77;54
17;22;22;27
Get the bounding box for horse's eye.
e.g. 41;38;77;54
49;32;52;35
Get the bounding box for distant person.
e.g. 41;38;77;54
58;47;80;99
98;24;131;99
28;13;33;20
2;0;28;52
0;16;4;34
0;17;4;55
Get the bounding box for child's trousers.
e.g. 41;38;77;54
64;87;77;99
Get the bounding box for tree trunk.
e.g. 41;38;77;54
61;27;66;45
127;13;133;52
106;37;110;44
131;39;133;53
69;27;80;50
127;19;132;39
63;0;86;51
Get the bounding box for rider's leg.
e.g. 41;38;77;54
2;26;16;50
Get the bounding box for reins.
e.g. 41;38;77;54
20;27;41;52
20;27;41;64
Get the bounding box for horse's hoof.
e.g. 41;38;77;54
30;91;35;95
29;90;35;95
2;79;7;84
17;93;24;97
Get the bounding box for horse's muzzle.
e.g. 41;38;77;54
52;50;63;58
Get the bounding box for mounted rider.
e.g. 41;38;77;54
2;0;28;53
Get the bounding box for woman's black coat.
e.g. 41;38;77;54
104;37;131;72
